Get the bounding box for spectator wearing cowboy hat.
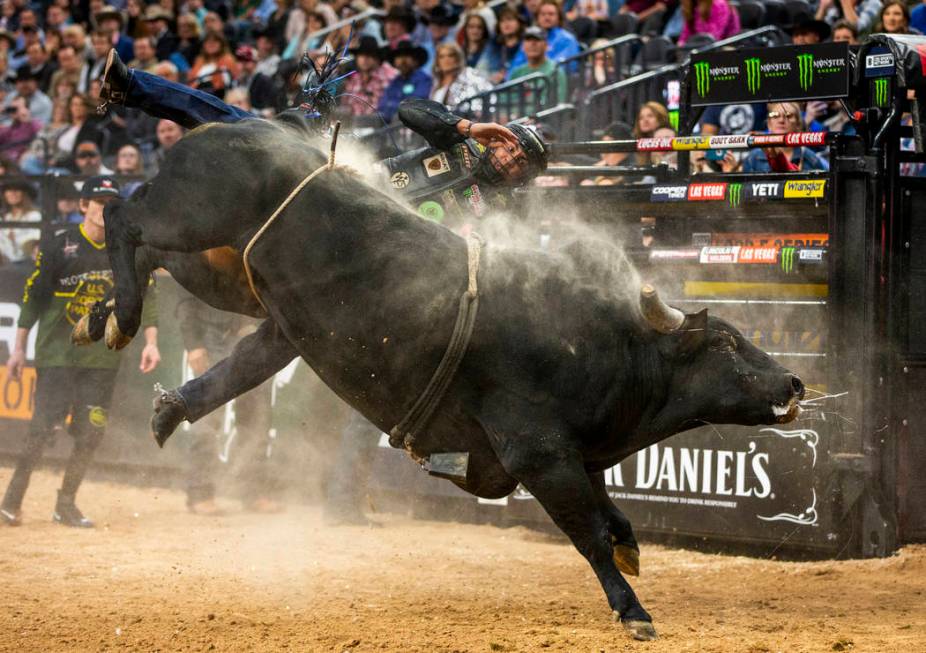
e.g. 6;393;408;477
94;6;135;64
421;4;458;70
143;5;179;62
4;67;52;125
382;6;419;48
233;45;276;111
0;95;41;161
790;17;832;44
342;35;398;116
0;177;40;263
378;40;432;122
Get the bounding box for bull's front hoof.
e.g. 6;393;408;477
71;314;93;346
150;385;188;448
612;543;640;577
616;616;658;641
104;312;133;350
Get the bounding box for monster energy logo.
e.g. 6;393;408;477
728;183;743;207
694;61;710;97
780;247;796;274
797;54;814;91
745;58;761;95
874;78;890;107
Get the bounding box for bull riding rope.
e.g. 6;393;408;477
242;122;343;313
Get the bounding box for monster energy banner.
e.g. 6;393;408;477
691;42;850;106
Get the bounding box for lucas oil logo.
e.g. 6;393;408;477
693;61;738;98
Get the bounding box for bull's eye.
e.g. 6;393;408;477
710;332;737;352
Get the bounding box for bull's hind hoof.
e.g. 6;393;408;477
151;385;188;448
104;312;133;350
613;543;640;577
616;616;658;641
71;314;93;346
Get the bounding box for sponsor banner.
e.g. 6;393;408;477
864;47;896;78
708;135;749;149
649;248;701;261
650;184;689;202
749;134;787;146
712;232;829;247
672;136;710;150
700;246;740;263
783;179;827;198
691;42;850;106
785;131;827;147
637;137;674;151
744;181;785;200
0;366;36;420
799;247;826;263
738;246;780;264
871;77;891;108
688;182;727;201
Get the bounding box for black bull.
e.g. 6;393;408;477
76;120;804;641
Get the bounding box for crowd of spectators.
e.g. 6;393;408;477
0;0;919;260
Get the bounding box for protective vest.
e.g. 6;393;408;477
377;139;503;226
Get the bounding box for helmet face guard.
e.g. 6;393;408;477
473;123;549;187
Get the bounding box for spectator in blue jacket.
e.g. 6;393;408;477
378;40;433;122
507;0;580;75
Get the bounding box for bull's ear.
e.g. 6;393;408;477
677;309;708;355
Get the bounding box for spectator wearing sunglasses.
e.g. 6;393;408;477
742;102;829;173
73;140;113;175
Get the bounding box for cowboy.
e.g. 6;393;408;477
97;48;548;227
341;36;397;117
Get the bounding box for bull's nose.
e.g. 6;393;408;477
790;375;805;400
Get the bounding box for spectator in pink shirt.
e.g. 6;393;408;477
678;0;740;45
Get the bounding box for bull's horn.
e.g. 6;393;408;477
640;284;685;333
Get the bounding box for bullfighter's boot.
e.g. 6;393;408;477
53;490;94;528
99;48;131;108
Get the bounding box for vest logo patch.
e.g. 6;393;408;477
423;152;451;177
390;171;410;189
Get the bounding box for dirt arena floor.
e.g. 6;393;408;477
1;468;924;653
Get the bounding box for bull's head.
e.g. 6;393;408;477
640;285;804;430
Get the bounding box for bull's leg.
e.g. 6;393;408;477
103;201;144;349
589;471;640;577
485;423;656;641
152;318;297;447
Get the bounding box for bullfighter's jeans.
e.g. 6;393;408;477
126;69;255;130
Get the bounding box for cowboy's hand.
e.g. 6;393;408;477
6;349;24;381
461;121;520;149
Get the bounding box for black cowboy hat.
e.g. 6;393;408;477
1;177;38;199
789;17;832;42
384;39;428;67
13;66;36;83
421;4;457;28
383;6;417;34
349;35;384;60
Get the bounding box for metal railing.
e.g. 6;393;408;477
555;35;644;105
454;72;554;123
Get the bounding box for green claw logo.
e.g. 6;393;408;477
874;78;889;107
797;54;814;91
745;58;761;95
780;247;796;274
694;61;710;97
728;183;743;207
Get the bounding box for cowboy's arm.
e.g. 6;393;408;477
397;98;519;150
